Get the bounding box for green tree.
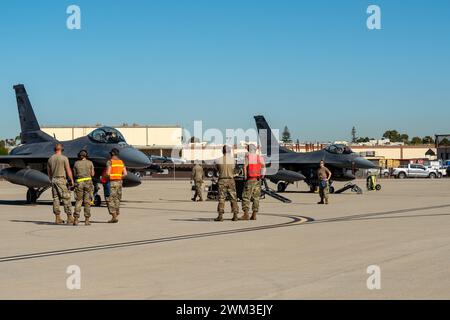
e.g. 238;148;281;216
400;134;409;144
383;130;410;143
0;140;8;155
422;136;434;144
410;137;422;145
351;126;357;143
281;126;292;143
439;138;450;146
382;130;400;142
356;137;370;143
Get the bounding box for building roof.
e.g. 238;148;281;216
42;124;181;128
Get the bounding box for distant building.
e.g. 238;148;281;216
42;125;183;157
435;134;450;160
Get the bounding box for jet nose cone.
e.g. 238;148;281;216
353;157;377;169
120;148;151;169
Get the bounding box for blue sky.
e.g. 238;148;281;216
0;0;449;142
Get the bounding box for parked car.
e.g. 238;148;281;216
392;164;439;179
425;165;447;178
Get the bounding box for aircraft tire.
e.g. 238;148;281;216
277;182;287;193
94;194;102;207
26;188;38;204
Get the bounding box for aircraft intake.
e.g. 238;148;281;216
0;167;51;188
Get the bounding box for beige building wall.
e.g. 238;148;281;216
117;127;147;146
147;127;183;147
42;126;182;147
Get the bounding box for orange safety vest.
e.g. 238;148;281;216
247;153;263;179
109;159;124;181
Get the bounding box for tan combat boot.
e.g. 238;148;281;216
54;214;63;225
239;211;250;220
108;213;119;223
73;217;79;226
214;213;223;222
66;214;74;224
85;217;91;226
250;211;257;220
232;212;239;221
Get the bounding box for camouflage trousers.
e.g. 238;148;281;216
319;181;329;203
74;181;94;218
51;178;72;216
107;180;122;216
217;179;238;214
193;180;203;201
242;179;262;214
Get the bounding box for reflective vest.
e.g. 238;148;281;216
247;153;263;179
109;159;124;181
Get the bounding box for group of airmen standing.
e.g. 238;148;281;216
46;143;126;225
192;144;334;220
47;142;332;225
191;143;266;222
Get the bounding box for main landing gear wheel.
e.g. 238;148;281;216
94;194;102;207
277;182;287;193
329;186;335;194
26;188;38;204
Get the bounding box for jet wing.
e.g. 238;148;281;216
0;155;49;165
0;155;108;167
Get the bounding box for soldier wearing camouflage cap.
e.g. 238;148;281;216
47;143;74;224
73;149;95;226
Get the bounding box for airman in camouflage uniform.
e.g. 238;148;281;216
47;143;74;224
215;145;239;222
106;148;127;223
240;144;265;221
317;160;332;204
73;150;95;226
191;163;204;201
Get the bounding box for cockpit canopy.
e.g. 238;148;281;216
324;144;353;154
88;127;126;144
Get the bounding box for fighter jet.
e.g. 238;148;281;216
254;115;377;192
0;84;151;204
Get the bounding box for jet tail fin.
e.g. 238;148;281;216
254;115;291;156
14;84;54;144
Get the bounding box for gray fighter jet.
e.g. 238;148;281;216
0;84;151;204
254;115;377;192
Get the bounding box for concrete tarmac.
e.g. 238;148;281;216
0;179;449;299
